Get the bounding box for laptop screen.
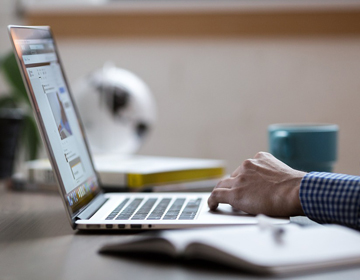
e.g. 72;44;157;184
9;26;101;217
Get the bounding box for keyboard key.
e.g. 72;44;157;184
163;198;186;220
132;198;157;220
179;198;201;220
105;198;130;220
147;198;171;220
116;198;143;220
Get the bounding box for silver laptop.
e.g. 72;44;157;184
8;25;287;230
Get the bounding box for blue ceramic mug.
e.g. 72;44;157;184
268;124;338;172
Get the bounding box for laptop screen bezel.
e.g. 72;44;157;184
8;25;103;228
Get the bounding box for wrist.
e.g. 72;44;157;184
289;171;306;216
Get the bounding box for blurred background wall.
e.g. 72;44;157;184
1;0;360;175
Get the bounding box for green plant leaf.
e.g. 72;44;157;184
1;52;30;105
0;95;17;108
0;90;27;108
0;51;41;160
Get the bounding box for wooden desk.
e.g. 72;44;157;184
1;182;360;280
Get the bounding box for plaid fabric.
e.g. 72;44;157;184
299;172;360;229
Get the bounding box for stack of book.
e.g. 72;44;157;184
13;154;226;192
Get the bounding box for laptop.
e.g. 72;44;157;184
8;25;287;230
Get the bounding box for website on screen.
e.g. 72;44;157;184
16;38;98;212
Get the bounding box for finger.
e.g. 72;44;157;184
231;157;258;177
254;151;267;159
207;188;232;210
230;165;243;177
214;177;236;189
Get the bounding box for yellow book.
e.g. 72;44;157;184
127;167;224;188
25;154;226;190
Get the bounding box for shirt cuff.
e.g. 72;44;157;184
299;172;360;229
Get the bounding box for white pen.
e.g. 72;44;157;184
256;214;285;244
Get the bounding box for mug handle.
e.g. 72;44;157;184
272;131;293;160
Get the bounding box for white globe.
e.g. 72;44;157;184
73;64;156;154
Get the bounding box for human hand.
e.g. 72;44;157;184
208;152;306;217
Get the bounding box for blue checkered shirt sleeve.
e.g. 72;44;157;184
299;172;360;229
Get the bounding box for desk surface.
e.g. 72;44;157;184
1;182;360;280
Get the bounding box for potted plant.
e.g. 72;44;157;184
0;51;40;179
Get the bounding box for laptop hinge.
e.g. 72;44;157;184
76;193;108;220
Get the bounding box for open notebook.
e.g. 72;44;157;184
100;224;360;275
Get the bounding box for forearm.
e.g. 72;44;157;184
300;172;360;229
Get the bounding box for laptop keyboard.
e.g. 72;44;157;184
105;197;201;221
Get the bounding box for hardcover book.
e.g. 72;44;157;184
25;154;226;190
